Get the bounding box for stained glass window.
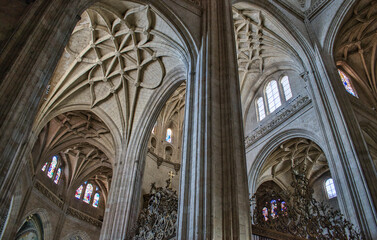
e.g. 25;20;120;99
47;156;58;178
257;97;266;121
54;168;61;184
266;80;281;113
325;178;337;199
262;207;269;221
92;193;100;208
166;128;172;143
41;162;48;172
281;201;287;212
75;185;83;199
83;183;93;203
270;200;278;219
281;76;292;100
338;69;357;97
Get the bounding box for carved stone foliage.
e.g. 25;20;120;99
253;171;363;239
39;2;186;139
132;182;178;240
335;0;377;107
232;4;304;115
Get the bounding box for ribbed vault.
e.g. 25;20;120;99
258;138;329;191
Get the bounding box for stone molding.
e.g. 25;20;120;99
304;0;331;19
148;149;181;173
66;207;102;228
186;0;200;7
34;181;64;209
34;180;102;227
245;95;311;148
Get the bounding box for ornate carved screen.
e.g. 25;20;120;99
252;172;363;240
132;181;178;240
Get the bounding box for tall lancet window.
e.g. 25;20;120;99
54;168;61;184
281;76;292;100
166;128;172;143
75;185;83;199
266;80;281;113
83;183;93;203
325;178;337;199
338;69;357;97
93;193;100;208
257;97;266;121
47;156;58;178
42;155;62;184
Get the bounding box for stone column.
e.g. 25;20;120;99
0;0;82;220
177;0;252;239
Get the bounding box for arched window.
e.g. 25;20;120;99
270;200;278;219
257;97;266;121
47;156;58;178
75;185;83;199
166;128;172;143
54;168;61;184
83;183;93;203
75;182;100;207
281;76;292;100
260;198;287;222
338;69;357;97
41;162;48;172
93;193;100;208
42;155;62;184
266;80;281;113
325;178;337;199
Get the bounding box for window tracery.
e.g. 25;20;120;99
41;155;62;184
75;182;101;207
325;178;337;199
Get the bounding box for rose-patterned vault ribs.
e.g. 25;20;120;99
41;2;186;140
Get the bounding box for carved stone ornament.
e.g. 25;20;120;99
131;181;178;240
245;95;311;147
253;171;363;240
